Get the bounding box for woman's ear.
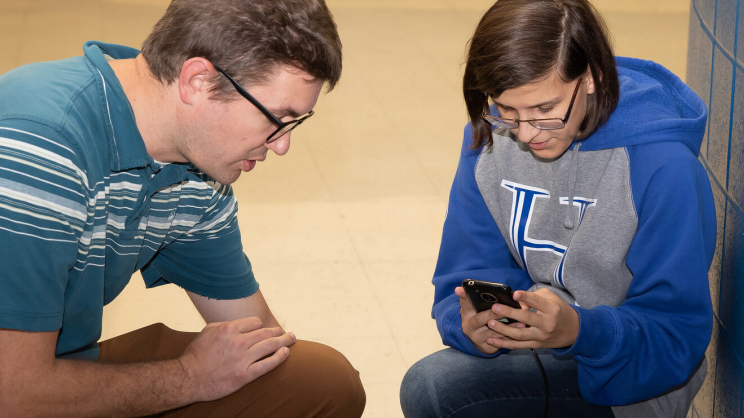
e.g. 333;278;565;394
585;66;597;95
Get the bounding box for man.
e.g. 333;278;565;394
0;0;365;417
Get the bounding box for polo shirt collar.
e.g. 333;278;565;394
83;41;155;172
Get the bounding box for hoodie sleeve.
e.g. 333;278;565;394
432;124;533;357
554;141;716;405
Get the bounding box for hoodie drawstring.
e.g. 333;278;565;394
564;142;581;230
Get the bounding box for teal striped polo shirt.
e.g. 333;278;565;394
0;41;258;359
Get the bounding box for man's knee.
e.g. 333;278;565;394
281;340;366;417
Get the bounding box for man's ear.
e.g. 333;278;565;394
178;58;217;105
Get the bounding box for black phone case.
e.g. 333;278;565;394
462;279;522;324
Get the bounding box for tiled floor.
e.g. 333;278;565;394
1;0;692;416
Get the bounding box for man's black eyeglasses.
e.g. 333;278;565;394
484;78;582;130
214;66;314;143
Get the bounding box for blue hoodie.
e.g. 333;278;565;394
432;57;715;413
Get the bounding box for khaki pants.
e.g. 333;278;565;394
98;323;366;418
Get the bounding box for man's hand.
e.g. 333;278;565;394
485;288;580;350
0;318;296;417
455;286;525;355
178;317;296;403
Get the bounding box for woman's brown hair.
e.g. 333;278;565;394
141;0;342;99
463;0;619;148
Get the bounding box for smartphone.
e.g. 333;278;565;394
462;279;522;324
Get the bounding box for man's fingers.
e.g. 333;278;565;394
202;317;264;336
244;345;291;382
231;316;264;334
245;332;296;363
239;326;287;348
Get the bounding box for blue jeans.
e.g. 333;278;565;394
400;348;615;418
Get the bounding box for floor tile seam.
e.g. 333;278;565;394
303;113;456;200
236;194;338;205
600;10;690;17
299;135;363;257
378;9;474;203
332;194;445;204
356;259;436;266
290;333;397;344
237;195;343;205
600;8;691;14
250;257;362;264
351;257;440;264
299;144;402;345
358;258;417;369
252;260;367;266
328;5;476;13
345;32;443;197
302;114;392;216
353;377;406;386
389;8;470;86
321;335;410;341
362;380;408;387
392;334;441;342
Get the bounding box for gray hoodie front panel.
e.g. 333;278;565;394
474;131;638;309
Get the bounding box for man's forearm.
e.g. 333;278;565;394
4;358;195;418
187;289;282;328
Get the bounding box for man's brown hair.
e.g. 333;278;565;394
141;0;342;99
463;0;619;148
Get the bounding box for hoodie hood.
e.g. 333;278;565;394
578;57;708;154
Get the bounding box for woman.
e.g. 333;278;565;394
400;0;715;417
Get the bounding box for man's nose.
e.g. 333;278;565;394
266;132;291;156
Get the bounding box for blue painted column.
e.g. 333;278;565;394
686;0;744;417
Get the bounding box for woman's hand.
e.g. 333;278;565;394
485;288;580;350
455;286;526;355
